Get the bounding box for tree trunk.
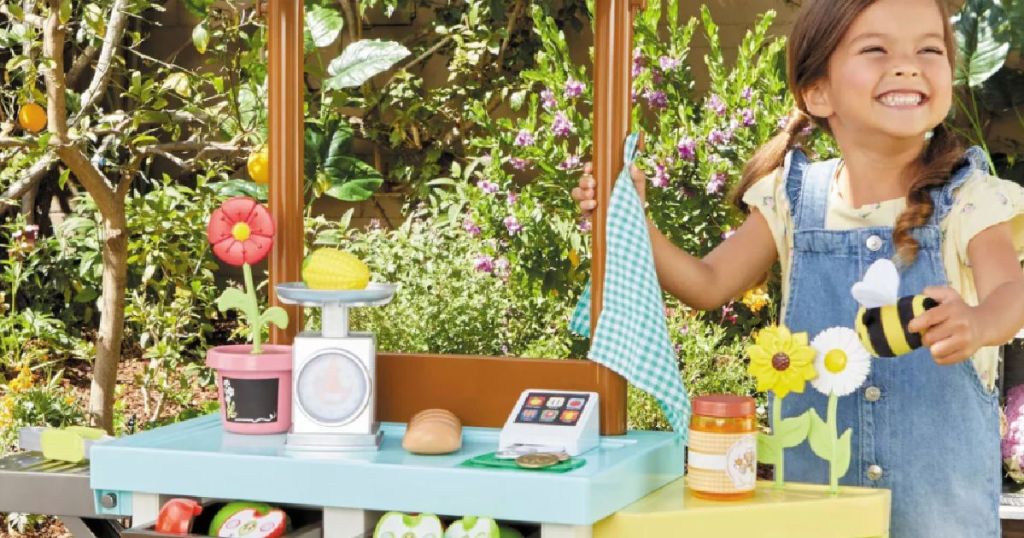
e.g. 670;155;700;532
88;214;128;432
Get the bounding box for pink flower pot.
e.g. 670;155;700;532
206;344;292;434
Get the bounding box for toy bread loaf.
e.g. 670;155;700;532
402;408;462;455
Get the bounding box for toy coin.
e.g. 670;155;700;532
516;453;560;469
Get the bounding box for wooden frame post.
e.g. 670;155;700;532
268;0;305;344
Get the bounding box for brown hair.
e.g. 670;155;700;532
730;0;963;264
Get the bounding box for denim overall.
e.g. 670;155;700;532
780;148;1000;538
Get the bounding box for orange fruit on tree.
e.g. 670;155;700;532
18;103;47;133
247;147;269;184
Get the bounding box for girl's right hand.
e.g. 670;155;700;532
571;162;647;218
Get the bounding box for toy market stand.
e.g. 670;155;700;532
2;0;889;536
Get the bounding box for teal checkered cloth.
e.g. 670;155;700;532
570;133;690;439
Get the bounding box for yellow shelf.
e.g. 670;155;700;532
594;479;890;538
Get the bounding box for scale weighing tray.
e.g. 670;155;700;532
89;414;682;525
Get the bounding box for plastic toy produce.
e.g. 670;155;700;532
302;247;370;290
155;498;203;534
373;512;443;537
247;147;269;184
208;502;288;538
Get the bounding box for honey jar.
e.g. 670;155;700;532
687;394;757;500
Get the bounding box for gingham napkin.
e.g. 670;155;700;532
570;133;690;438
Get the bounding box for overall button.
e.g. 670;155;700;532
866;464;884;481
864;386;882;402
866;235;884;251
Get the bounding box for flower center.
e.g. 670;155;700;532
231;222;251;241
824;349;848;374
771;352;790;371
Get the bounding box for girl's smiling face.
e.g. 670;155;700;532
803;0;953;145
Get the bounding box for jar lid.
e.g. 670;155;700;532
692;394;756;418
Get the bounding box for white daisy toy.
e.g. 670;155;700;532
807;326;872;494
810;327;871;397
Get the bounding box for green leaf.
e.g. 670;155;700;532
307;5;344;48
261;306;289;330
210;179;268;201
806;408;834;461
58;168;70;190
325;39;411;90
215;287;251;314
131;135;159;147
325;178;383;201
161;72;191;97
757;432;782;465
192;23;209;55
59;0;72;24
775;410;811;448
954;0;1010;87
833;428;853;479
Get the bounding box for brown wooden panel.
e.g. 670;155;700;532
378;353;627;435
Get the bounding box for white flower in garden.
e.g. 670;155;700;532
809;327;871;397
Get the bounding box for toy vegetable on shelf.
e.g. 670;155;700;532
205;197;293;434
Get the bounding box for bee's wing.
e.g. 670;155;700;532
850;259;899;308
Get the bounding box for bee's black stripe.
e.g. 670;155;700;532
863;308;895;357
899;295;922;349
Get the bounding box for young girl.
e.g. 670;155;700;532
574;0;1024;535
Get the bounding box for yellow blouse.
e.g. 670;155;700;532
743;165;1024;391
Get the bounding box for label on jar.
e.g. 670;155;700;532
688;430;757;493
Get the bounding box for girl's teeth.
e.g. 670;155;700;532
879;93;922;107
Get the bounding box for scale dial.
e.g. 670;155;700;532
295;349;371;426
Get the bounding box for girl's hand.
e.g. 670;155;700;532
571;162;648;218
907;286;984;365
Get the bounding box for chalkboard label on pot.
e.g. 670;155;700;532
223;378;279;424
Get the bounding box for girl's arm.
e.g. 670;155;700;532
647;209;778;310
910;221;1024;364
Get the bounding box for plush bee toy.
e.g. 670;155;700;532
851;259;938;357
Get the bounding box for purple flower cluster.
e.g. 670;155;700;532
578;218;591;233
507;191;518;205
503;215;523;235
510;157;529;171
741;87;753;100
708;94;727;116
659;56;681;72
707;128;732;146
558;154;581;171
564;78;585;99
514;129;534;147
643;89;668;109
552;112;573;138
463;218;481;237
474;255;495;273
632;47;645;77
676;137;696;161
706;172;727;195
652;162;670;188
541;89;557;110
478;180;499;194
739;108;756;127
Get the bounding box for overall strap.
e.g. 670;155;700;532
788;149;840;231
928;146;988;226
622;132;640;166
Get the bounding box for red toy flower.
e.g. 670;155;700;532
207;197;275;266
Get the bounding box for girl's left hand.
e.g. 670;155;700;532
907;286;984;365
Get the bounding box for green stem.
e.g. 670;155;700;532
773;392;783;489
827;392;839;495
243;262;261;354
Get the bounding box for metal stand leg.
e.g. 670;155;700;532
322;507;378;538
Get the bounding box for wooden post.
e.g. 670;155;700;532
591;0;644;435
267;0;304;344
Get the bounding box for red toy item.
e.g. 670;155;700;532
155;498;203;534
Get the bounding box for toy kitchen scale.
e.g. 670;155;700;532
275;281;396;452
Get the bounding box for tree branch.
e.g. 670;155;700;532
67;43;100;88
0;153;57;210
70;0;130;124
